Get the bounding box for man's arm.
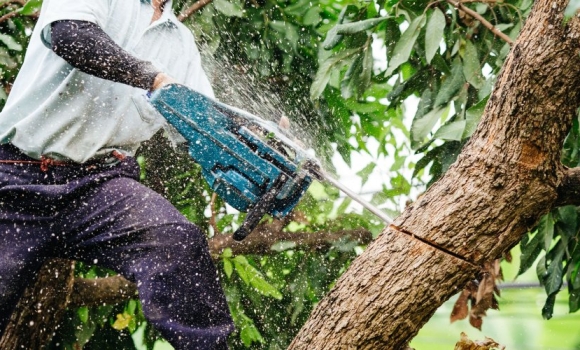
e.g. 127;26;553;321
51;20;173;91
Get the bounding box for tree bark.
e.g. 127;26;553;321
289;0;580;348
0;259;75;350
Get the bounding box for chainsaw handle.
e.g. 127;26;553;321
232;175;286;241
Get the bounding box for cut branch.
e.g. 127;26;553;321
555;167;580;206
70;275;138;307
177;0;214;22
446;0;514;45
209;227;373;257
70;226;372;307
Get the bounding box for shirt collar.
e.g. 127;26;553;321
141;0;178;29
140;0;173;7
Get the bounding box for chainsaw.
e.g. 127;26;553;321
149;84;391;241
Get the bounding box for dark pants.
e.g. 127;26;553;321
0;144;234;349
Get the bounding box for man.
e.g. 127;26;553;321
0;0;234;348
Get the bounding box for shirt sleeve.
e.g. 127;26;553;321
39;0;110;48
51;20;160;90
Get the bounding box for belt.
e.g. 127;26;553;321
0;149;126;172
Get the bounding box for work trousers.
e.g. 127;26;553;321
0;144;234;349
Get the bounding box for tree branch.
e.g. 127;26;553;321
69;226;372;307
555;167;580;206
209;227;373;257
177;0;214;22
70;275;138;307
0;9;18;24
446;0;514;45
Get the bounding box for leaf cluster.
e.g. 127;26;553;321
517;118;580;320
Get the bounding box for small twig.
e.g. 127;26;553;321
209;192;221;235
0;0;25;9
0;9;18;24
446;0;514;45
177;0;214;22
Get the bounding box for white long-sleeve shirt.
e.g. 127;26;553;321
0;0;214;163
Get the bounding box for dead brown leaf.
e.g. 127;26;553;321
454;332;506;350
450;259;504;330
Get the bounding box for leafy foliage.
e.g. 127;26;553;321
517;126;580;319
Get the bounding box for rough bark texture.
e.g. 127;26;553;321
289;1;580;349
0;259;75;350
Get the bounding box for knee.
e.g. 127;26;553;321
162;222;209;253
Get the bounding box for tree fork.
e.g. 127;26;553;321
289;0;580;348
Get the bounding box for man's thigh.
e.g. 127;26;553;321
55;176;199;269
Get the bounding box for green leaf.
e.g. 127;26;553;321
233;256;282;299
223;258;233;278
463;96;488;138
321;5;357;49
542;293;557;320
425;8;445;64
543;213;555;251
240;320;264;347
77;306;89;324
433;119;466;141
222;247;233;258
18;0;42;15
411;105;449;145
518;231;543;276
336;197;352;215
322;26;344;50
556;205;578;239
126;299;137;315
0;34;22;51
434;59;465;107
341;55;363;99
0;48;17;69
284;0;311;16
308;181;329;200
341;44;374;98
461;41;484;89
356;163;376;184
537;255;547;281
385;15;426;77
544;242;565;295
569;287;580;313
311;49;359;99
334;17;388;35
303;7;322;26
213;0;244;17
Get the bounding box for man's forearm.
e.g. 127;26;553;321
51;20;161;90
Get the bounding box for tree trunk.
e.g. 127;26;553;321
289;0;580;348
0;259;75;350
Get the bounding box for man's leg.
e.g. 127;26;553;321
55;175;234;350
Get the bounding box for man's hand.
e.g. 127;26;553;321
151;72;177;91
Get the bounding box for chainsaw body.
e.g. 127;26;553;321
149;84;320;240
